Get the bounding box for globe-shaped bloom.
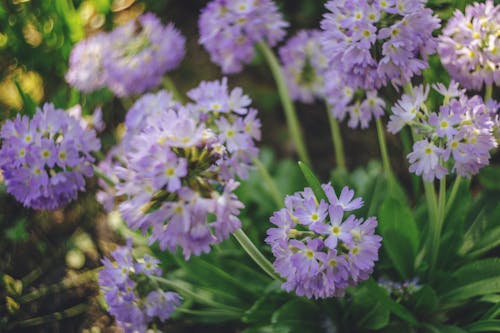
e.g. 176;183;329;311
106;79;261;259
279;30;328;104
99;239;181;333
104;13;186;96
0;103;100;210
66;13;186;97
199;0;288;73
320;0;440;90
266;183;382;299
438;0;500;90
388;81;498;181
65;33;108;92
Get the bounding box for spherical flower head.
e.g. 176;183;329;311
199;0;288;73
104;13;186;97
324;69;386;129
320;0;440;90
66;33;108;92
279;30;328;103
98;240;181;332
0;103;100;210
110;80;260;259
438;0;500;90
390;81;498;181
266;183;382;299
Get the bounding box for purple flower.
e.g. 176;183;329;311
0;103;100;210
65;33;108;92
104;13;186;96
438;0;500;90
390;81;498;180
66;13;186;96
279;30;328;103
102;80;260;259
199;0;288;73
387;84;429;134
324;70;386;129
98;240;181;332
321;0;440;90
408;139;447;182
266;183;382;299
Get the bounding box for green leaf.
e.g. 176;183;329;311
378;196;419;260
14;80;37;117
271;299;323;333
447;258;500;290
351;284;390;330
243;290;288;324
467;320;500;332
478;166;500;190
5;218;29;242
365;279;418;325
413;285;438;314
298;162;328;203
381;228;415;279
442;276;500;302
466;226;500;259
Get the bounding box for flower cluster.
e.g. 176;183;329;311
199;0;288;73
388;81;499;181
0;103;100;210
438;0;500;90
324;76;386;129
279;30;328;104
378;277;421;301
98;240;181;333
266;183;382;299
320;0;440;90
66;13;185;96
107;79;261;258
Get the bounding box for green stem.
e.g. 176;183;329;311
93;165;116;187
7;304;87;329
428;176;446;278
253;158;283;208
423;181;438;269
17;268;99;305
92;150;106;161
400;127;420;198
375;117;394;183
485;83;493;101
327;110;347;170
163;75;185;103
256;41;311;165
444;176;462;218
232;228;281;281
151;276;241;311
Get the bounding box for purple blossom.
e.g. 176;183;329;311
199;0;288;73
65;33;108;92
324;69;386;129
0;103;100;210
279;30;328;103
266;183;382;299
98;240;181;332
390;82;498;180
101;80;261;259
438;0;500;90
66;13;186;96
321;0;440;90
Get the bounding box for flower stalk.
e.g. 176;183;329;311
232;228;281;281
256;41;311;165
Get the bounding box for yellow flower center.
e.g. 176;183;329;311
165;167;175;177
